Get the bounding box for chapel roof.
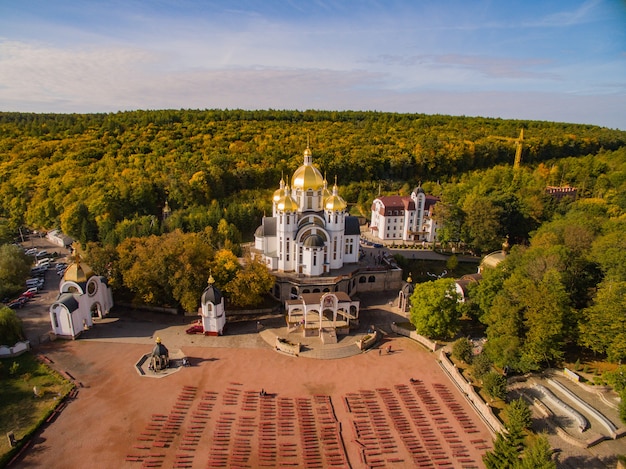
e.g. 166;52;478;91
55;292;79;312
201;276;223;305
63;260;95;284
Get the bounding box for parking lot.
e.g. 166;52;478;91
11;236;71;345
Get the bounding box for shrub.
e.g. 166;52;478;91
0;306;25;345
473;352;492;379
483;371;507;401
452;337;473;364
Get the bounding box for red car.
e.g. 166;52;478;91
186;321;204;335
20;291;36;299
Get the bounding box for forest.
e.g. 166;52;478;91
0;110;625;378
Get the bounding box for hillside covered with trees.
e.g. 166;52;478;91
1;109;624;245
0;110;625;375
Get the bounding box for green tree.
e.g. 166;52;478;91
483;430;520;469
472;352;492;380
591;223;626;281
483;266;568;373
461;192;503;254
452;337;473;364
60;201;98;245
580;280;626;362
0;306;25;345
483;399;530;469
0;244;32;299
518;435;556;469
211;249;242;289
117;230;214;310
409;278;461;339
504;398;532;433
83;242;120;287
223;256;275;308
446;254;459;273
0;218;16;244
170;232;216;312
483;371;507;401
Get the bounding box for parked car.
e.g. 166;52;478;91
8;298;27;309
186;321;204;335
20;291;35;299
26;278;44;289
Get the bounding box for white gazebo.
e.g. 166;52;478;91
285;292;360;337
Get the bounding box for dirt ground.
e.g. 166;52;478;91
10;334;494;469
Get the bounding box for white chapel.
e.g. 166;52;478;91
49;260;114;339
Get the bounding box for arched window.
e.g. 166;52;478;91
359;276;366;283
368;276;376;283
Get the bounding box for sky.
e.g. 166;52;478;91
0;0;625;129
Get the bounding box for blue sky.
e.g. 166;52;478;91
0;0;625;128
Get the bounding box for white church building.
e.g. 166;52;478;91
369;187;439;243
49;260;114;339
253;147;361;277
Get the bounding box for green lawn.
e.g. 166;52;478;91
0;353;74;465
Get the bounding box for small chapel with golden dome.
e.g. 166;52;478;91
253;146;361;277
49;258;114;339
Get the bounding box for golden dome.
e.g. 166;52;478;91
277;195;299;212
273;177;286;203
276;186;299;212
63;261;95;283
324;194;347;211
292;165;324;191
324;181;347;211
292;147;324;191
273;187;286;202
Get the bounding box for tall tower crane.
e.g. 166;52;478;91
513;128;524;170
487;128;525;169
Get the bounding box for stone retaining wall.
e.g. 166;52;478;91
390;323;439;352
0;341;31;358
438;350;503;436
356;330;379;351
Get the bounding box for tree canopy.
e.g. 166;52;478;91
0;109;624;248
409;278;461;339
